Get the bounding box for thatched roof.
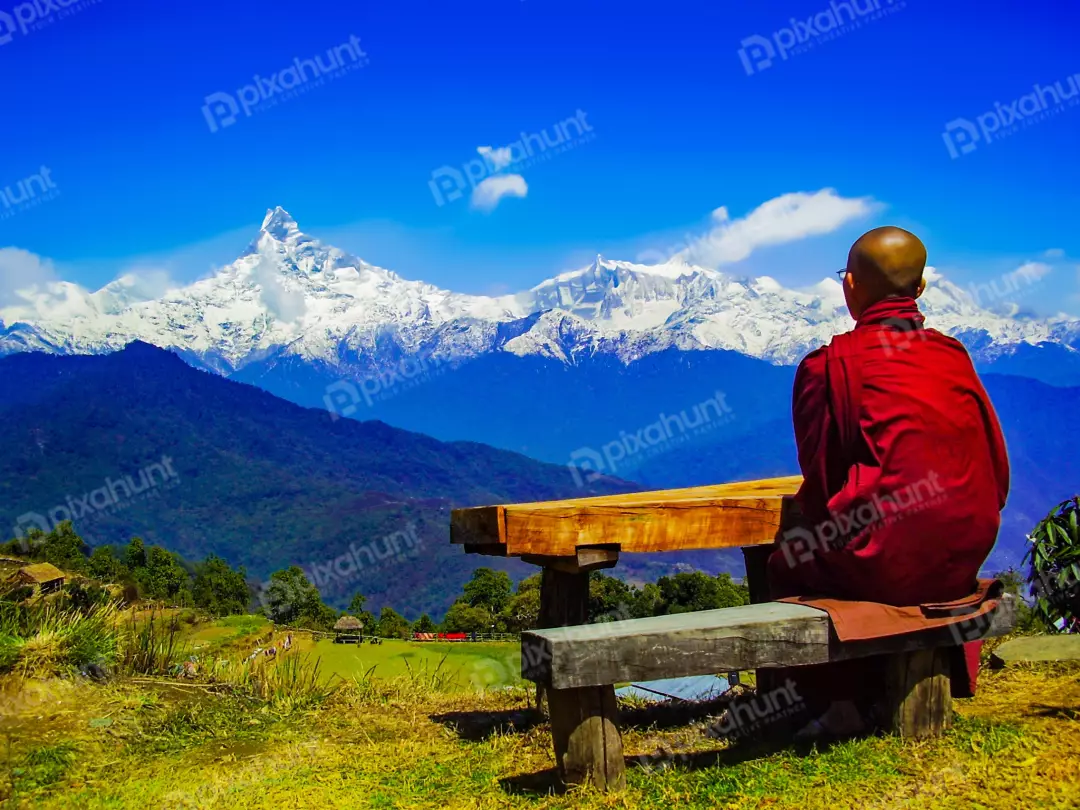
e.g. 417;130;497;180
16;562;65;584
334;615;364;632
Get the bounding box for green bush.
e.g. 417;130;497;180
1025;497;1080;633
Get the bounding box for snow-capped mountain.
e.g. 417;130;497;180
3;207;1078;372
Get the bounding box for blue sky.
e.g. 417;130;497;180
1;0;1078;312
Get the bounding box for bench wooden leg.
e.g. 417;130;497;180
883;648;952;738
548;684;626;791
535;567;589;718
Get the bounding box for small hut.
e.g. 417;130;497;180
333;615;364;644
13;562;66;596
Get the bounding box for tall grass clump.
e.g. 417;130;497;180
334;656;460;710
208;653;334;713
118;608;187;675
0;599;120;677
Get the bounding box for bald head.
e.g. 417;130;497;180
847;226;927;299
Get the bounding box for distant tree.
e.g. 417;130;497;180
461;567;513;614
996;566;1025;595
358;610;378;633
442;601;494;634
38;522;89;572
654;571;748;615
191;554;249;616
262;566;337;629
412;613;436;634
502;573;541;632
346;594;377;631
2;527;45;557
631;582;662;619
712;572;750;608
589;572;637;621
88;546;125;582
376;606;411;639
143;545;190;603
348;593;368;617
125;537;147;571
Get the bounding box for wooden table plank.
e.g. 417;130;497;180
451;475;802;557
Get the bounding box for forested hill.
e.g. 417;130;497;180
0;342;636;617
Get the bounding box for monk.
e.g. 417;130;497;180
766;226;1010;735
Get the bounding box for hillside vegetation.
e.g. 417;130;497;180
0;344;634;617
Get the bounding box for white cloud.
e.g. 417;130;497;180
674;189;877;268
120;268;177;299
0;248;189;323
95;267;180;313
0;247;58;308
252;253;307;322
477;145;514;172
1043;248;1065;259
1009;261;1052;283
471;174;528;212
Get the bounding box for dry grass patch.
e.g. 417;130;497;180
3;661;1077;809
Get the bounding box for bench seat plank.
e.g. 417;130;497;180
522;596;1016;690
523;603;831;689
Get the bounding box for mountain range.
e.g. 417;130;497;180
3;207;1079;381
2;208;1077;596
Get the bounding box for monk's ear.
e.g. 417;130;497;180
914;276;927;300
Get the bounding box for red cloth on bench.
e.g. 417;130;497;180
776;578;1002;700
776;578;1003;642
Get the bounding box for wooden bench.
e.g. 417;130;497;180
450;475;1015;791
520;596;1015;789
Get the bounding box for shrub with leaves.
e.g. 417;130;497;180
1024;496;1080;633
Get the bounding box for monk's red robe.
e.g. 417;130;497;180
767;296;1010;697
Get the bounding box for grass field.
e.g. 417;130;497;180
177;617;524;691
185;615;270;656
7;610;1074;807
297;637;523;691
2;658;1078;809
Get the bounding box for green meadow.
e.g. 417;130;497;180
181;616;523;690
299;636;523;690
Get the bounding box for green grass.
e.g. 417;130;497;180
306;638;522;691
179;617;522;692
9;742;79;793
2;659;1078;809
186;614;269;652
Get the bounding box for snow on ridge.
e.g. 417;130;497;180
1;208;1077;371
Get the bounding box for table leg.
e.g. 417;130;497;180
742;545;778;694
535;566;589;715
536;565;626;791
